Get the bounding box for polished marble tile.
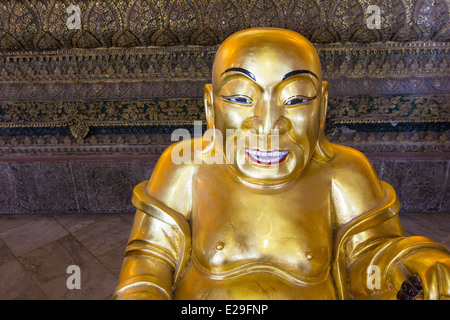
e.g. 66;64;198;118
0;214;40;233
443;235;450;250
0;259;45;300
97;243;127;277
40;258;117;300
13;283;47;300
52;213;111;233
0;238;15;265
71;215;131;257
0;216;69;256
0;212;447;300
120;213;135;224
400;212;450;248
17;235;94;286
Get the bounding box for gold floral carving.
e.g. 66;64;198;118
0;0;448;51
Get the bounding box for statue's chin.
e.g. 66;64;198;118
230;168;305;189
227;155;306;189
219;138;310;188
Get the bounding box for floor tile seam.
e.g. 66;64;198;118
96;241;127;274
36;255;118;300
0;214;71;258
2;214;101;300
54;212;132;235
5;214;70;299
0;214;42;236
51;215;126;288
0;243;51;300
52;213;116;248
76;215;130;297
19;236;118;300
50;212;131;264
50;214;114;269
88;216;129;287
66;214;131;254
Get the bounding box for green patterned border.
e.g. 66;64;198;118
0;95;448;139
328;95;449;124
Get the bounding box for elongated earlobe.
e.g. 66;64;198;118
201;83;219;156
204;84;214;130
313;81;335;161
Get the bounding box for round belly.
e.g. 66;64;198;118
174;262;337;300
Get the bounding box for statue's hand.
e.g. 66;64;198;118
391;250;450;300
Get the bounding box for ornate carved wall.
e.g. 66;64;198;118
0;0;448;214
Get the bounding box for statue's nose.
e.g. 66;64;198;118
247;116;289;136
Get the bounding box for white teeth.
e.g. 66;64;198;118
245;149;289;164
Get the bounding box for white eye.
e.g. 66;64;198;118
222;95;253;106
284;96;315;106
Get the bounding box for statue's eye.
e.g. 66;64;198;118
222;95;253;106
284;96;315;106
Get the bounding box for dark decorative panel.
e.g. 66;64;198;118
368;159;384;179
382;160;449;212
0;163;20;213
131;161;157;186
0;158;448;214
442;166;450;212
71;162;136;213
8;162;78;213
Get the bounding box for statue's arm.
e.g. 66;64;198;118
331;145;449;299
113;209;178;300
113;141;195;300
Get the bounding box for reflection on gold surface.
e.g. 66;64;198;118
114;28;450;300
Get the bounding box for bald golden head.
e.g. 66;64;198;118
212;28;322;88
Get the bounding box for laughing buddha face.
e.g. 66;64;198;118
203;28;330;187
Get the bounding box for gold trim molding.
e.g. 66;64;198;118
0;42;448;103
0;42;448;84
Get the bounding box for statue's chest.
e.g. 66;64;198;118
190;169;333;278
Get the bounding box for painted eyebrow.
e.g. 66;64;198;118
282;70;319;81
220;67;256;81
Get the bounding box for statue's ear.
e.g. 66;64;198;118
204;84;214;130
313;81;335;161
320;81;329;130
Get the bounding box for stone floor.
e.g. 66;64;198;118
0;212;448;300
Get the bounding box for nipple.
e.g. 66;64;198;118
216;242;225;251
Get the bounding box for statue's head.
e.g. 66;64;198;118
204;28;333;187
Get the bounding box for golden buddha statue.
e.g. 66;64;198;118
114;28;450;300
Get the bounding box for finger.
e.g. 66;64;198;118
422;273;440;300
436;262;450;298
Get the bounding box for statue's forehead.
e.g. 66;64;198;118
212;32;321;85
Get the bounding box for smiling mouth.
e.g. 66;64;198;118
246;149;289;165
